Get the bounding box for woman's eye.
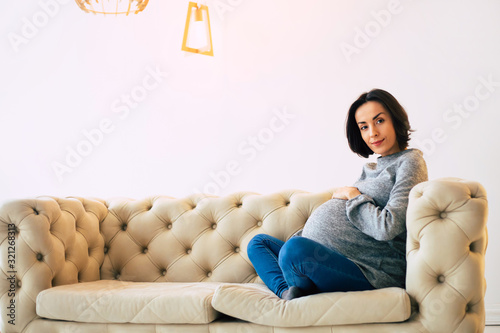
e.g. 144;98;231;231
360;126;367;130
377;118;384;124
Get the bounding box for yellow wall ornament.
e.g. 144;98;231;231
75;0;149;15
181;2;214;56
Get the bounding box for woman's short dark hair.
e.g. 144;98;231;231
345;88;413;158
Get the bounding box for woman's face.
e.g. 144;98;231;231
355;101;401;157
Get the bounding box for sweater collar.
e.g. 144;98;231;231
375;148;419;167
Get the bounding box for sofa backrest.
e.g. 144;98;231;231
99;190;331;283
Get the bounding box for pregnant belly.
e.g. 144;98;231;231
301;199;374;253
302;199;350;240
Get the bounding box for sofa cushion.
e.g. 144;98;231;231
211;283;411;327
36;280;222;324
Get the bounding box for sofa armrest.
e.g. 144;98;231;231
406;178;488;332
0;196;107;333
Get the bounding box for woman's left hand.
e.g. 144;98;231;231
331;187;361;200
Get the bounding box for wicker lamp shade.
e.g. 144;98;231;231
75;0;149;15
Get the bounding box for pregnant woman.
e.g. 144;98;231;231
247;88;428;300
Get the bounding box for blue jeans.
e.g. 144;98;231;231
247;234;374;298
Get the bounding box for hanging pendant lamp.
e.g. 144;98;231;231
181;2;214;56
75;0;149;15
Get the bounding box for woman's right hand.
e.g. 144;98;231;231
331;187;361;200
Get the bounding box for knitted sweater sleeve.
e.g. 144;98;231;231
345;154;428;241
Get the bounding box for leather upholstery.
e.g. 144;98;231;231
99;191;329;283
0;197;107;332
212;283;411;326
23;317;425;333
406;178;488;332
37;280;222;324
0;178;488;333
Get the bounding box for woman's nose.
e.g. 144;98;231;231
369;128;379;137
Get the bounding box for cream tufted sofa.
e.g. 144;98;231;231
0;178;488;333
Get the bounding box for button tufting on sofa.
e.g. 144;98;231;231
405;178;488;332
121;223;127;231
36;253;43;261
211;223;217;229
236;202;242;208
142;248;148;254
17;280;22;288
0;179;488;333
470;241;480;253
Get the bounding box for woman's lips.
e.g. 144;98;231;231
372;139;384;147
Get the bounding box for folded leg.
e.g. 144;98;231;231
247;234;288;298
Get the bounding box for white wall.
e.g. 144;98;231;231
1;0;499;323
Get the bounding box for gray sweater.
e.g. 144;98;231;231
299;149;428;289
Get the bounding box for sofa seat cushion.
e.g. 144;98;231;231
211;283;411;327
36;280;222;324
